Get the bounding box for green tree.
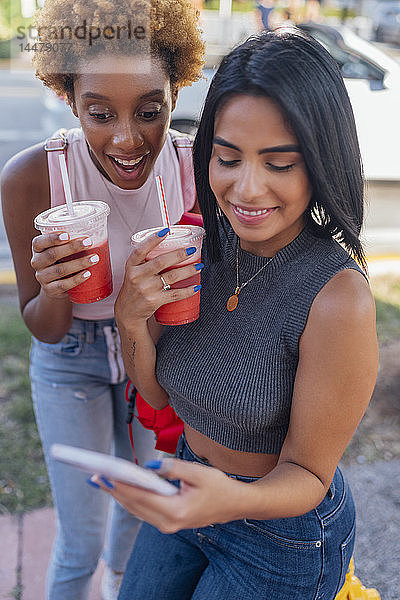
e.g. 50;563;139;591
0;0;33;40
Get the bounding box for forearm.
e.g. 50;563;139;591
22;290;73;343
117;320;169;410
229;461;327;522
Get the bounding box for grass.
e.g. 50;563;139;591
371;275;400;344
0;274;399;513
0;304;51;514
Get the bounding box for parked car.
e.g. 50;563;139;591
371;1;400;44
171;23;400;180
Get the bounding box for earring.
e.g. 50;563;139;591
216;205;223;219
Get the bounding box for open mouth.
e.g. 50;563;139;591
107;152;150;180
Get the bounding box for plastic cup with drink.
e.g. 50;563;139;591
131;175;205;326
34;200;113;304
34;154;112;304
131;224;205;325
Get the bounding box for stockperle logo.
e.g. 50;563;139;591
17;19;147;47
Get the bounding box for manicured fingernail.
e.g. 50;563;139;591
82;238;93;247
145;459;162;470
194;285;202;293
83;271;91;279
87;477;100;489
100;476;114;489
186;247;196;256
90;254;99;263
157;227;170;237
195;263;204;271
59;233;69;241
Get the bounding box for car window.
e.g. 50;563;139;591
299;25;386;82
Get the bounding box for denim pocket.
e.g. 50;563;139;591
34;332;83;357
243;517;322;550
59;332;83;356
335;520;356;595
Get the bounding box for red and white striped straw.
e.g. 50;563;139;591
155;175;170;231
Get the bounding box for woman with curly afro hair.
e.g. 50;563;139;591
1;1;204;599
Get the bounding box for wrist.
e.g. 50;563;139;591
217;477;262;523
116;318;149;339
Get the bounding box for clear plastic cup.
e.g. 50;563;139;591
131;225;205;325
34;201;113;304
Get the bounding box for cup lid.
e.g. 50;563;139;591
35;201;110;230
131;225;205;247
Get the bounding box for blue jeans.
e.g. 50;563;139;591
119;434;356;600
30;318;161;600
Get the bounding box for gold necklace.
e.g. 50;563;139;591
227;244;274;312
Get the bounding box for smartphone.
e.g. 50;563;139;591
50;443;178;496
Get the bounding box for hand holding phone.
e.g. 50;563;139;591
50;444;178;496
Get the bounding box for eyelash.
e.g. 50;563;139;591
138;110;161;120
89;112;112;121
88;110;161;122
217;157;296;172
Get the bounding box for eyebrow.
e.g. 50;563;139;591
81;89;165;101
213;136;300;155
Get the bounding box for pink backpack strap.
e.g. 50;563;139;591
44;129;68;208
170;129;197;212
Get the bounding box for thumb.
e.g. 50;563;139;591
145;457;210;485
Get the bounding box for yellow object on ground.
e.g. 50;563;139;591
335;558;381;600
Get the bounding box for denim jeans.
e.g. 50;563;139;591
30;317;161;600
119;434;356;600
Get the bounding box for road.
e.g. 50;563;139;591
0;34;399;272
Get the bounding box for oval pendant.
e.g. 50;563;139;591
227;294;239;312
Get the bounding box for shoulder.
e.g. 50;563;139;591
308;267;375;335
1;142;49;206
168;128;194;146
1;142;47;187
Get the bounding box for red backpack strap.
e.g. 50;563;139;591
125;381;184;456
44;129;68;208
170;129;197;213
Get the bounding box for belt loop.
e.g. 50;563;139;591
85;321;95;344
327;481;335;500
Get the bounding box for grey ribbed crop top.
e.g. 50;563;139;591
155;224;366;454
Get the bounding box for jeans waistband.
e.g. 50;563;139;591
176;433;345;514
70;317;117;344
176;433;262;483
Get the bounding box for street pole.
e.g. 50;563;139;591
219;0;232;19
20;0;37;18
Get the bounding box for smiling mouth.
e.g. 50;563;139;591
108;153;149;172
232;205;276;218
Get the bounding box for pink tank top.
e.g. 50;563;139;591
47;128;194;320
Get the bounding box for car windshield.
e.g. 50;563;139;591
299;25;386;82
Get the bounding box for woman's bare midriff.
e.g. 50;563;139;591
184;424;280;477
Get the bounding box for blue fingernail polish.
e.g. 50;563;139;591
195;263;204;271
145;460;162;470
186;247;196;256
87;478;100;489
100;476;115;489
194;285;202;293
157;227;170;237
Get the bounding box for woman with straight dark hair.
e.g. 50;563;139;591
93;30;379;599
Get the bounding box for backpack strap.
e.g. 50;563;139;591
44;129;68;208
169;129;198;213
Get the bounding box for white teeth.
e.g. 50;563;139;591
113;156;144;167
235;206;270;217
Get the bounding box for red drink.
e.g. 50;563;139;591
34;201;112;304
60;241;113;304
154;266;201;326
131;225;205;326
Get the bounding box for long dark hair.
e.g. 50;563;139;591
193;29;366;269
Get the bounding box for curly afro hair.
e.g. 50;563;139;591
33;0;205;98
